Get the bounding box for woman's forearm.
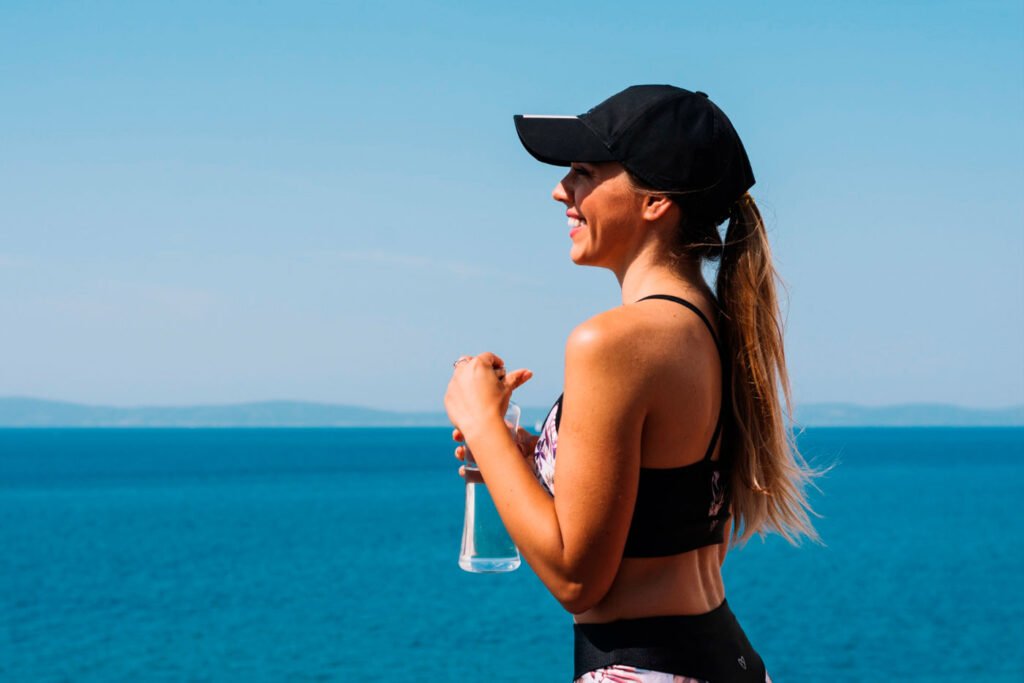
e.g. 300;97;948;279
462;414;593;611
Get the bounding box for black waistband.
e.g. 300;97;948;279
573;600;765;682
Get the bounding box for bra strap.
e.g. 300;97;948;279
705;409;725;463
636;293;727;464
635;294;722;349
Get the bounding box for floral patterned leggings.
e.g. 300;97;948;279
576;665;773;683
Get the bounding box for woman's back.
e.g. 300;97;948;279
532;287;732;622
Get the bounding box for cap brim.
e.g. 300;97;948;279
513;115;616;166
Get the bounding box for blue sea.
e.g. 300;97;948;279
1;427;1022;682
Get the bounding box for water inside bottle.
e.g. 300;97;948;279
457;401;522;573
459;469;521;572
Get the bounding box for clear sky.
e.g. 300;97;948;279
2;1;1022;411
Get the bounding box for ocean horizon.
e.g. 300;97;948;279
2;396;1022;428
2;426;1022;682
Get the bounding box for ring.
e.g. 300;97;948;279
453;356;471;368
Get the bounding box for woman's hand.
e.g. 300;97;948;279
444;352;532;441
513;426;541;458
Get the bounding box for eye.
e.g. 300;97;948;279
570;164;592;178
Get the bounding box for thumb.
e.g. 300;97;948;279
504;368;534;391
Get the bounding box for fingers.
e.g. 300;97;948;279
474;351;505;372
454;444;466;461
451;427;464;442
452;353;525;386
451;353;506;381
503;368;534;391
513;427;539;457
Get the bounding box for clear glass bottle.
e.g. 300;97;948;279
458;402;522;573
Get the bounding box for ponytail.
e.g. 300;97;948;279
717;193;823;546
626;172;825;546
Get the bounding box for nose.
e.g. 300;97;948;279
552;171;573;205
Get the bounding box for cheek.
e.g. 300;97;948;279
573;184;593;209
608;187;644;223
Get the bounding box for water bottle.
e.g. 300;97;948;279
458;401;522;573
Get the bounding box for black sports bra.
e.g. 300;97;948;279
529;294;732;558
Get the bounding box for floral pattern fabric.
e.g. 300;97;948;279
575;665;706;682
530;396;559;495
575;666;772;682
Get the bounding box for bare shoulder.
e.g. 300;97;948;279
566;300;720;397
565;303;691;366
565;307;645;365
563;308;654;405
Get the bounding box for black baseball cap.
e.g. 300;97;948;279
514;85;755;223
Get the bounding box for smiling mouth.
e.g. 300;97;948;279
568;217;587;229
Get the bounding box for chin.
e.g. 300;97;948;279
570;253;604;269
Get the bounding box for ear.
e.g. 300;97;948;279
640;194;675;223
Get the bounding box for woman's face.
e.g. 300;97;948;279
552;161;647;269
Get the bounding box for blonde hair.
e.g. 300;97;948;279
717;193;824;546
629;175;825;546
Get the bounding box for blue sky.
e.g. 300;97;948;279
1;1;1021;411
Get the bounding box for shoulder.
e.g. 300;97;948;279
565;301;719;398
566;302;691;365
565;308;642;365
563;308;654;404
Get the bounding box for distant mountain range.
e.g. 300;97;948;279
793;402;1023;427
0;397;1021;428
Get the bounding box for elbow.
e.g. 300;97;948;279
553;579;605;615
547;552;619;614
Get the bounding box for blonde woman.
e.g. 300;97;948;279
445;85;819;682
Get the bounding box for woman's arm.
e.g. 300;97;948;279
450;316;647;613
452;425;538;484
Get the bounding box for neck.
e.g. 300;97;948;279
616;246;710;305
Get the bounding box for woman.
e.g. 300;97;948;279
445;85;820;683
